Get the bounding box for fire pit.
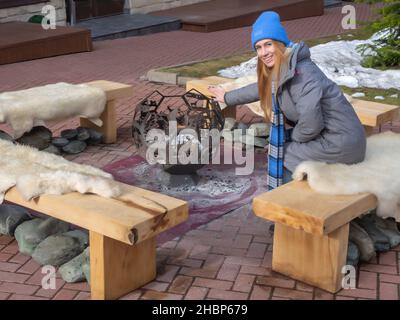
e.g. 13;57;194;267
132;89;224;174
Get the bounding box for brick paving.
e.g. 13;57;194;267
1;3;399;300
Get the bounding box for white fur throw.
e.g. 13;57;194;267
0;139;120;203
0;83;106;138
293;131;400;221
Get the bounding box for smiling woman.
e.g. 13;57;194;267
209;10;367;191
255;40;276;67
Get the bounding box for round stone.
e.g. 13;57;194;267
349;221;375;262
59;246;90;283
58;251;86;283
356;216;391;252
32;234;82;266
248;123;270;137
87;128;103;145
52;137;69;147
82;250;91;284
16;126;52;150
0;204;31;236
61;129;78;140
14;217;70;255
43;144;61;155
76;127;90;141
233;122;249;135
62;140;87;154
346;241;360;266
0;130;13;142
223;118;236;131
32;126;52;142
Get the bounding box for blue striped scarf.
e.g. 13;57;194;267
267;81;286;191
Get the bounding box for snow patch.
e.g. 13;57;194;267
351;92;366;98
218;30;400;90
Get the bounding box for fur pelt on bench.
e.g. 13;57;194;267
293;131;400;221
0;83;106;138
0;139;120;203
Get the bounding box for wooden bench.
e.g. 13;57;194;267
249;95;399;292
351;99;400;135
80;80;133;144
253;181;377;293
186;76;400;132
186;76;238;119
189;78;399;292
5;182;188;300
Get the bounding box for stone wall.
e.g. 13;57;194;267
0;0;66;25
126;0;208;14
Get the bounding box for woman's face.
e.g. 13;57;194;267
255;39;276;68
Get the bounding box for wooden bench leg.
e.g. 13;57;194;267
89;231;156;300
80;100;117;144
272;223;349;293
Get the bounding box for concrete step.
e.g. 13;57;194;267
76;13;181;41
324;0;344;8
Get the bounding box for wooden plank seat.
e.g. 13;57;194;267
351;99;400;135
253;180;377;293
81;80;133;143
186;76;238;119
186;76;400;132
5;182;188;300
0;22;92;66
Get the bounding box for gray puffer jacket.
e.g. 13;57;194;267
224;41;366;172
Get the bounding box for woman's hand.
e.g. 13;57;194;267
208;85;226;104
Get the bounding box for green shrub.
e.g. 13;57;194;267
356;0;400;69
28;15;51;25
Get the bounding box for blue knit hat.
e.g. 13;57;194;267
251;11;291;49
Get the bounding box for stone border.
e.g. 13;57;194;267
145;57;219;85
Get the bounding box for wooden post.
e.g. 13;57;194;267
89;231;156;300
80;100;117;144
272;222;349;293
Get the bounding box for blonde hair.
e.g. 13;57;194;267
257;40;289;121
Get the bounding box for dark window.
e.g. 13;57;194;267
75;0;125;22
0;1;47;10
